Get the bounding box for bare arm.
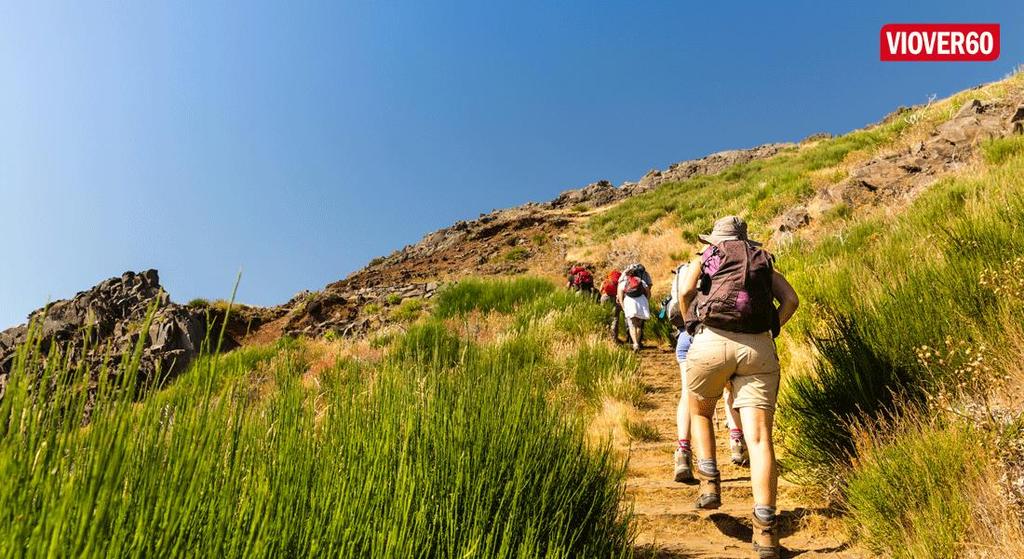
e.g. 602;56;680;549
616;283;624;306
678;257;702;315
772;270;799;328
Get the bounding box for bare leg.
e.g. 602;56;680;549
676;362;689;441
739;406;777;507
723;384;741;431
627;318;642;350
689;392;718;466
690;391;721;507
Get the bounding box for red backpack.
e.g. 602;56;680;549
684;240;777;335
624;275;645;298
601;270;621;296
570;267;593;288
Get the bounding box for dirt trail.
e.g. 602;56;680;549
629;349;862;558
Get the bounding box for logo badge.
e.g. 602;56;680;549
880;24;999;61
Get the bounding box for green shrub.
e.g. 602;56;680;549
389;297;425;322
385;293;402;306
498;246;530;262
187;297;210;308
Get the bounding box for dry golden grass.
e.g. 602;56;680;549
441;310;515;345
963;464;1024;558
567;221;698;299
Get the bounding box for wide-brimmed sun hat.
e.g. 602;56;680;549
697;215;762;246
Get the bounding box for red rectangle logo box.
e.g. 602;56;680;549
880;24;1000;61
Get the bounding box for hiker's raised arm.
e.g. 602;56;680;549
771;270;799;328
679;257;702;314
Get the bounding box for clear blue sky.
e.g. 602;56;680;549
2;1;1022;328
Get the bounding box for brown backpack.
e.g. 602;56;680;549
684;240;778;336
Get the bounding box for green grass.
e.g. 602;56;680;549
0;275;640;557
498;246;530;263
844;418;983;559
982;135;1024;165
434;276;555;317
623;418;660;442
186;297;210;308
776;129;1024;485
389;297;425;322
587;121;907;242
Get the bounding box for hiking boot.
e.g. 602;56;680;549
730;436;749;467
694;468;721;509
752;513;781;559
673;448;693;483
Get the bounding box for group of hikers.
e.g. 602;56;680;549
566;215;799;559
568;261;653;352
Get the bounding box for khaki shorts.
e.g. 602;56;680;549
686;326;781;410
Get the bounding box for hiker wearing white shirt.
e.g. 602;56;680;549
616;263;651;352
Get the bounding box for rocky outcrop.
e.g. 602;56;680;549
620;143;794;195
0;270;208;395
772;98;1024;241
549;180;620;209
281;281;441;338
548;143;794;210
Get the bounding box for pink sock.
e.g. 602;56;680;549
678;439;691;451
730;429;743;442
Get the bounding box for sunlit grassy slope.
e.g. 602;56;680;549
580;72;1024;555
0;279;643;558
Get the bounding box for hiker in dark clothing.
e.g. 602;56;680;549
679;216;798;559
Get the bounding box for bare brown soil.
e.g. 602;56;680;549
628;349;863;559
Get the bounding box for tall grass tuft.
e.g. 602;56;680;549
778;316;923;486
844;417;983;559
433;277;554;318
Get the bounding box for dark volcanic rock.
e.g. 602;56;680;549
771;96;1024;241
0;270;208;396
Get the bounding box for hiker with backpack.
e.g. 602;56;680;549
616;263;651;352
566;264;596;300
668;264;748;483
599;270;624;343
678;216;799;559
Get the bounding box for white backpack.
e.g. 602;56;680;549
666;263;689;329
